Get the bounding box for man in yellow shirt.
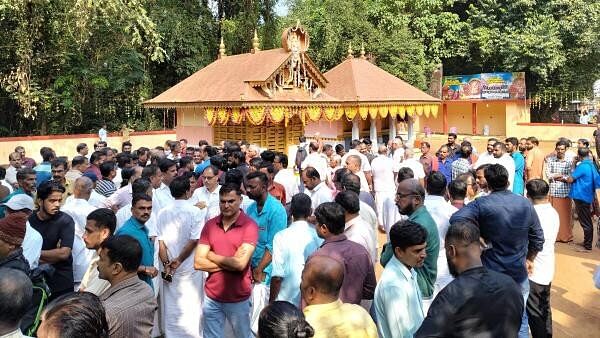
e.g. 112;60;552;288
301;255;377;338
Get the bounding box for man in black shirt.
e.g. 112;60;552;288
29;180;75;300
415;221;523;338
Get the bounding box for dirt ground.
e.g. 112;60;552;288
375;220;600;337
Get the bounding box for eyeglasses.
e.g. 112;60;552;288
202;175;216;180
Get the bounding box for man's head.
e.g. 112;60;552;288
390;220;427;268
395;178;425;215
37;180;66;217
458;144;472;159
258;162;276;184
420;141;431;155
121;141;132;153
447;133;457;145
526;179;549;204
260;150;275;164
76;143;89;156
273;153;288;172
301;167;321;191
0;212;27;259
397;167;415;184
475;164;489;191
83;208;116;250
90;150;106;167
448;179;467;201
141;165;162;189
492;142;506;159
439;145;450;160
290;193;312;221
71;156;89;173
16;168;36;194
377;145;388;155
334;190;360;216
132;178;153;197
505;137;519;153
0;268;32;333
526;137;539;150
457;172;477;199
335;144;345;156
170;175;191;200
577;138;589;149
392;137;403;150
99;161;116;180
314;202;346;238
14;146;27;160
97;235;142;283
486;138;498;154
201;165;220;191
245;171;268;202
323;144;334;157
484;164;509;192
8;152;22;169
158;158;177;186
4;194;34;216
425;171;447;197
344;155;361;173
300;255;344;306
445;220;482;277
340;173;361;194
578;146;591;159
51;159;67;183
555;140;568;159
218;183;243;218
40;147;55;163
73;176;93;201
131;194;152;224
518;138;527;152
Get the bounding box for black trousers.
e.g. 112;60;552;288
574;199;593;250
527;280;552;338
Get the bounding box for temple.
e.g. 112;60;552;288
143;23;440;153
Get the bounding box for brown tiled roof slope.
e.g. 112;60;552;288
323;57;439;103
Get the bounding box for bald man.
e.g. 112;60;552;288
344;155;370;193
398;148;425;186
302;255;377;338
371;145;398;230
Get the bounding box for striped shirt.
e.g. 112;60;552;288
100;275;157;338
96;178;117;197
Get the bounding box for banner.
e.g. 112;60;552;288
442;72;526;100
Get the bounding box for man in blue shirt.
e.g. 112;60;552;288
245;171;287;285
115;194;158;287
561;147;598;251
0;168;36;218
437;145;453;184
450;164;544;338
506;137;525;195
34;147;55;187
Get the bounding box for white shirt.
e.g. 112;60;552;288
530;203;559;285
271;220;323;306
274;168;299;204
472;152;494;169
345;215;378;264
398;158;425;180
112;168;123;187
359;201;378;244
371;155;398;192
341;149;372;173
305;182;333;211
153;183;175;213
301;152;329;182
1;180;13;194
23;222;42;269
189;185;221;222
424;195;458;291
98;127;107;141
62;198;97;283
392;147;405;165
382;197;405;240
67;190;107;208
494;154;516;191
355;170;370;192
5;166;18;186
156;199;205;274
115;203;158;237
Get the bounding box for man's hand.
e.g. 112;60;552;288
169;259;181;271
144;266;159;278
195;201;207;209
253;268;266;284
526;259;534;276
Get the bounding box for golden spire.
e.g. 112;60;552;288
252;29;260;53
218;36;226;59
360;44;366;59
347;42;354;59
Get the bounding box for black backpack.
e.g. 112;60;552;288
295;145;307;171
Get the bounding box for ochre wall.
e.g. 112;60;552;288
446;102;472;134
476;102;506;136
0;130;176;165
176;108;214;145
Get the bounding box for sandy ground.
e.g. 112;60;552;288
375;220;600;337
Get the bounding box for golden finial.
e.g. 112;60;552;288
347;42;354;59
360;44;366;59
252;29;260;53
218;36;226;59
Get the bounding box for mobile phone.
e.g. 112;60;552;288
161;271;173;283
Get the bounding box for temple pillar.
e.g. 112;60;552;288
389;116;397;140
369;118;378;150
352;118;360;140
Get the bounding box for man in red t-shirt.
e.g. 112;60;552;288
194;183;258;338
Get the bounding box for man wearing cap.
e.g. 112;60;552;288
4;194;42;269
0;212;30;275
0;168;37;219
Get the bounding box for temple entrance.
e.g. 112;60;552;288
213;115;304;152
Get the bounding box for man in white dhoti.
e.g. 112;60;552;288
371;145;398;231
157;175;206;338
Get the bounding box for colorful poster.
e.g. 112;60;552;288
442;72;526;100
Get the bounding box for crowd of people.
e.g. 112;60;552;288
0;130;597;338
